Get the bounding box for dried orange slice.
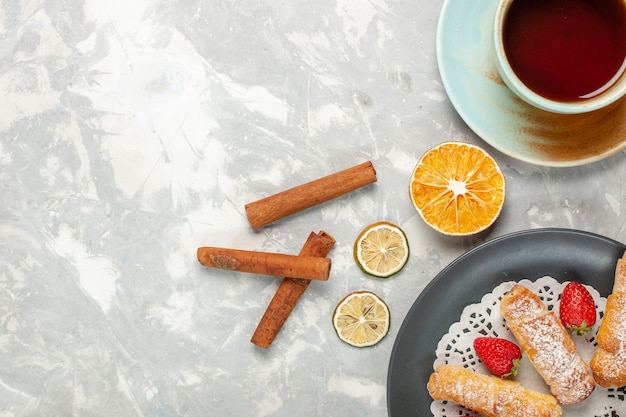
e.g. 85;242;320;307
409;142;505;236
332;291;390;347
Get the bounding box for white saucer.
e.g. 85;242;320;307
436;0;626;167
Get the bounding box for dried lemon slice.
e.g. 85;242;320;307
354;221;409;278
332;291;390;347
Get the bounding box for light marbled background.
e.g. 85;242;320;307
2;0;626;416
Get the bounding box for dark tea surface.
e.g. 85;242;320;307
503;0;626;102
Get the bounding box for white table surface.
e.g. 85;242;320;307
2;0;626;416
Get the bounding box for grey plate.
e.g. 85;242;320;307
386;228;625;416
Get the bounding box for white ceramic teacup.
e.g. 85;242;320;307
493;0;626;114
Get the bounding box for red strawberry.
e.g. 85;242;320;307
473;337;521;378
559;282;596;335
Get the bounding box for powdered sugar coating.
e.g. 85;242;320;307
501;284;595;405
431;277;624;417
591;258;626;387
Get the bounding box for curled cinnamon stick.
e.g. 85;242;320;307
251;230;336;348
197;247;331;281
245;161;377;229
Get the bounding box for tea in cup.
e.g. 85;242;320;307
493;0;626;114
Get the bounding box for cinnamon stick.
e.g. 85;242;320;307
251;230;336;348
245;161;377;229
197;247;331;281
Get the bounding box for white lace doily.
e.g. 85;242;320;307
431;276;625;417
